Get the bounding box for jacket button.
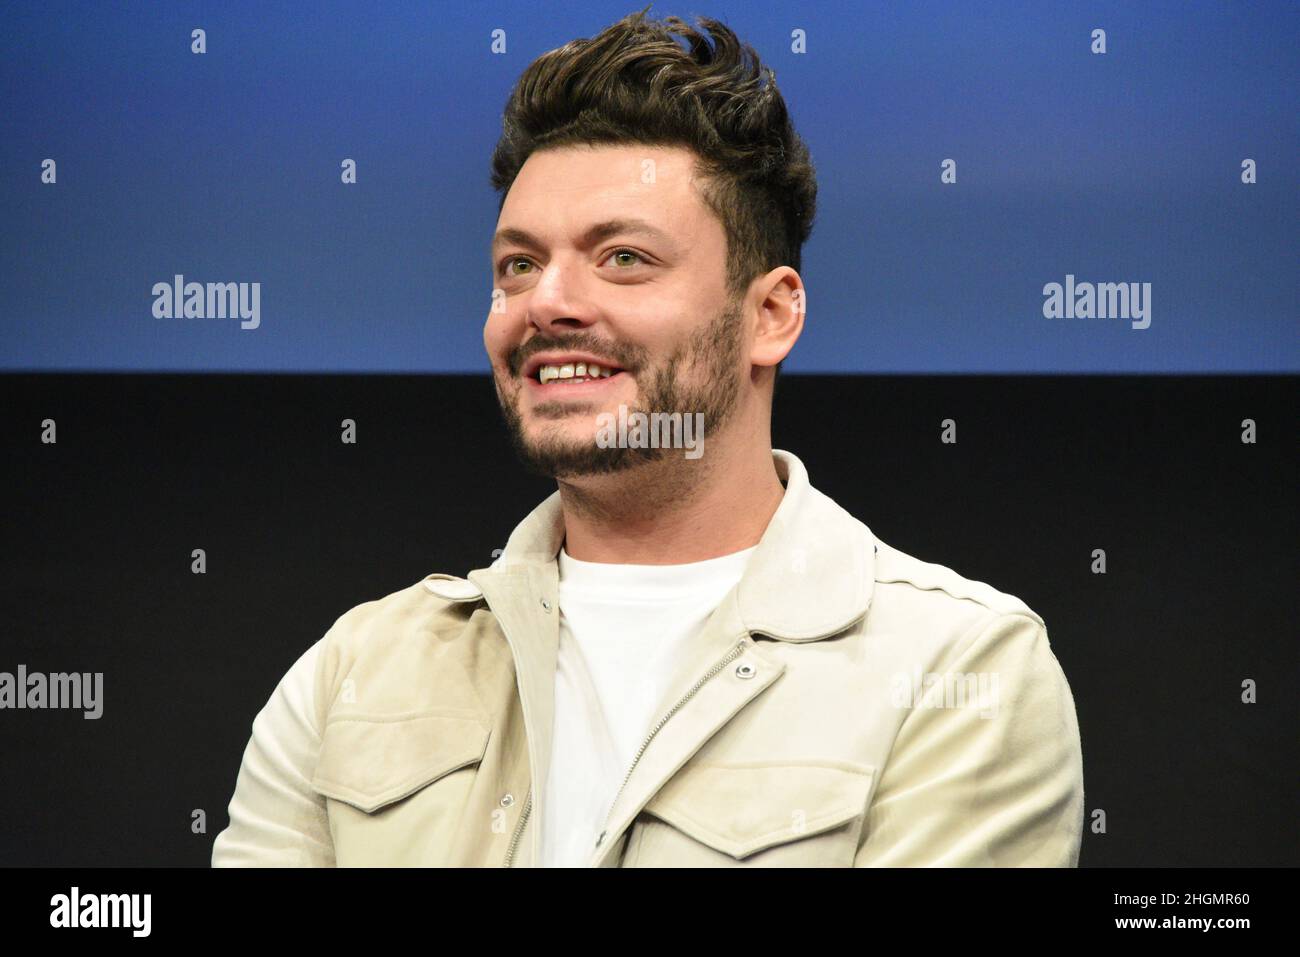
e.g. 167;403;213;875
500;793;515;807
541;598;552;612
735;663;756;679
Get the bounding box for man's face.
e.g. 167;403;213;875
484;143;748;479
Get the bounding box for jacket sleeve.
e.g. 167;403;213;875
855;612;1084;867
211;638;335;866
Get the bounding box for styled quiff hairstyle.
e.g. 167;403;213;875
489;7;817;373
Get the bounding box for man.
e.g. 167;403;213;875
212;9;1083;868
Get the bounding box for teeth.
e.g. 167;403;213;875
537;362;617;384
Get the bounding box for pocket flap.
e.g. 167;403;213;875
311;710;490;813
643;760;876;859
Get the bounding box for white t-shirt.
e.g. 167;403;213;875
540;544;757;867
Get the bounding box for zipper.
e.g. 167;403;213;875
502;787;532;868
592;637;749;854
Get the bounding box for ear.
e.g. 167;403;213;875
748;267;805;370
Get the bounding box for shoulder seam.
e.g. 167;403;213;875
874;576;1036;619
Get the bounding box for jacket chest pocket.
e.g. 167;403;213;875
310;710;491;865
626;760;876;867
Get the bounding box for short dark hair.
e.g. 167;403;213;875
490;6;816;379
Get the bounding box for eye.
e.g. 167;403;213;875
605;248;646;268
500;256;534;278
498;248;649;278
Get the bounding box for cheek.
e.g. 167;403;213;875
482;312;515;367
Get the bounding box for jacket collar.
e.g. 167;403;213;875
483;448;876;642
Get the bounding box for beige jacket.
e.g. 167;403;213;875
212;448;1084;867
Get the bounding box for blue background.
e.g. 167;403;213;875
1;0;1296;373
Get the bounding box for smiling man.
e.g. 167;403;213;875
212;9;1084;868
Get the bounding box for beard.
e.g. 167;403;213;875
494;295;746;479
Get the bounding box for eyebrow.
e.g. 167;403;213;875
491;218;677;256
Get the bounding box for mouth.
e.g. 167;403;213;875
520;356;630;397
523;365;629;399
522;355;625;381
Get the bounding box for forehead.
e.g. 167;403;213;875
494;143;715;246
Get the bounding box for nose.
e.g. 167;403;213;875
525;255;596;335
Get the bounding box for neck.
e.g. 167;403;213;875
556;430;785;565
